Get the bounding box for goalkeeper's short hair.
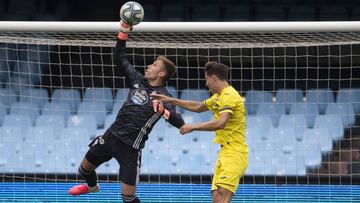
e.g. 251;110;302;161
157;55;176;81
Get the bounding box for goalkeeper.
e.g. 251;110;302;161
68;21;185;203
151;62;248;203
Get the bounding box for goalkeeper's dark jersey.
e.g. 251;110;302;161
110;39;184;149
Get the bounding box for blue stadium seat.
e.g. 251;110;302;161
61;128;92;146
188;154;209;174
180;88;209;101
44;152;67;173
278;115;307;140
18;88;49;109
306;88;334;114
2;114;32;135
326;103;355;127
252;154;277;175
337;88;360;114
247;115;273;138
166;86;178;99
14;62;42;85
153;154;173;174
112;101;124;114
281;154;306;176
0;127;22;143
0;104;6;125
314;115;344;141
268;127;297;153
147;119;169;147
51;89;81;114
104;114;116;129
42;102;71;122
275;89;303;114
25;127;54;143
289;102;319;128
302;133;323;168
0;43;17;62
245;152;255;175
10;102;40;125
55;144;85;172
0;61;8;83
36;115;64;139
246;127;261;152
159;3;185;21
5;76;32;95
66;115;97;138
181;112;202;124
77;101;107;127
245;90;273;115
114;88;129;102
304;128;332;153
0;88;17;107
84;88;113;112
257;103;286;127
199;110;213;122
312;128;333;153
0;43;17;83
0;150;16;173
18;44;49;63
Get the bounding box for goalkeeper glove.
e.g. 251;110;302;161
118;20;133;40
152;99;170;120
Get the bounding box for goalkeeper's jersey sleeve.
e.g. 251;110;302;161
110;38;184;149
203;86;248;152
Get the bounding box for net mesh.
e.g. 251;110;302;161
1;32;360;47
0;30;359;202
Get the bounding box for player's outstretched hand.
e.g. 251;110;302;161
118;20;133;40
150;93;173;103
179;124;193;135
120;20;133;34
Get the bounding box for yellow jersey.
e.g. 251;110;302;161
203;86;248;153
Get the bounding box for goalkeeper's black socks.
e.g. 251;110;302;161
78;164;97;187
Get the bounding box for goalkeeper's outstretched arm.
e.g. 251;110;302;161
114;21;142;85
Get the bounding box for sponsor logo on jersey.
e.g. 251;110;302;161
131;89;148;105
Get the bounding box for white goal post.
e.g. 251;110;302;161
1;21;360;32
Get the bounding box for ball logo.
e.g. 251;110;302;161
131;89;148;105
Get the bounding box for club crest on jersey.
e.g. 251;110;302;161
131;89;148;105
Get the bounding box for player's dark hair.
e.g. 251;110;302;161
157;55;176;82
204;61;229;81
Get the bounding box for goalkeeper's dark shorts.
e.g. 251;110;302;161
85;129;141;186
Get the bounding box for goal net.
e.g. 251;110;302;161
0;21;359;202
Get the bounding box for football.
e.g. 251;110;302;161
120;1;144;25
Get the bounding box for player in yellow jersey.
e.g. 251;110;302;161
151;61;248;203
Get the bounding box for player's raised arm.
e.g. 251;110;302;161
150;93;208;113
114;21;143;85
